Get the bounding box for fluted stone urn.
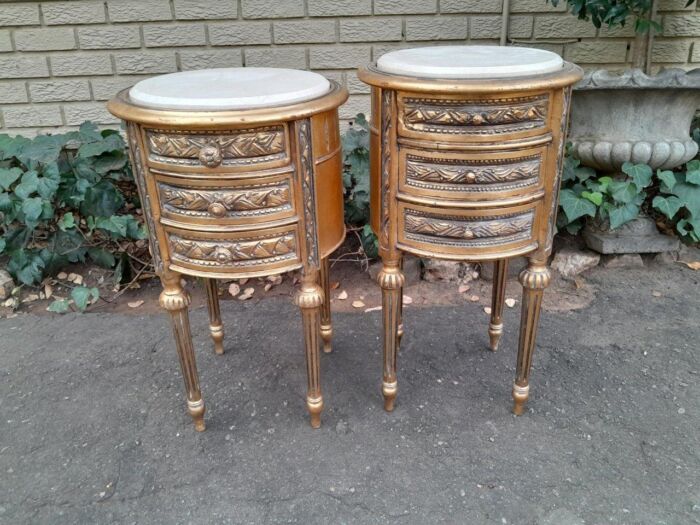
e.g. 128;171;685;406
568;68;700;253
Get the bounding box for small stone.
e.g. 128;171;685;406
57;272;68;280
0;270;14;300
505;298;516;307
484;306;492;314
127;300;144;308
337;290;348;300
24;294;39;302
402;295;413;305
352;300;365;308
601;253;644;269
469;295;480;302
364;306;381;312
678;407;685;414
651;290;662;297
228;283;240;297
458;284;470;293
264;283;272;291
266;275;282;285
551;247;600;278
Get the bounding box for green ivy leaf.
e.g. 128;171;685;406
685;159;700;185
581;190;603;206
609;202;640;229
559;188;596;222
656;169;677;192
77;134;124;158
21;197;43;222
71;286;99;311
0;238;5;253
609;180;639;204
94;215;129;237
18;134;68;165
0;167;22;190
47;299;71;313
621;162;653;188
80;180;124;217
8;249;45;285
671;181;700;219
87;247;116;268
57;212;75;231
652;195;683;220
14;171;39;199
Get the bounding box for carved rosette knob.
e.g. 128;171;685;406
207;202;227;217
198;142;222;168
465;171;477;184
463;229;474;239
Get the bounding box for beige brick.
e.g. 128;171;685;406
308;0;371;16
346;70;370;94
663;14;700;37
310;45;370;69
0;3;40;26
0;30;11;52
242;0;304;19
372;43;413;61
3;105;63;127
517;42;564;56
108;0;172;22
274;20;336;44
406;16;467;40
339;94;370;119
441;0;501;13
534;15;598;38
693;42;700;62
91;76;145;100
0;81;28;103
78;26;141;49
651;40;692;63
43;1;106;25
375;0;437;14
209;22;272;45
471;15;533;39
15;27;76;51
314;70;344;85
114;52;177;74
598;23;636;38
510;0;565;13
174;0;238;19
0;56;49;78
51;53;113;76
564;41;628;63
340;17;402;42
143;23;206;47
658;0;696;11
245;47;306;68
29;79;91;102
64;102;119;125
179;49;244;69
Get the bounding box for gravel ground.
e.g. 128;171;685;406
0;262;698;524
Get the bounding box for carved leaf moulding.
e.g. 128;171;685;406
405;155;540;191
297;119;319;267
169;232;297;268
146;126;286;165
404;210;534;248
159;182;291;218
402;95;548;135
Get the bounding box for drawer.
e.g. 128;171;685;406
397;92;550;143
397;202;539;260
164;224;302;277
154;172;296;227
399;146;544;202
144;125;289;171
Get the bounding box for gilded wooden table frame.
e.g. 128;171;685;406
108;83;348;431
358;63;583;415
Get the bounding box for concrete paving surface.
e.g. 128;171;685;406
0;263;698;524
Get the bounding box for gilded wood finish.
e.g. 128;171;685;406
358;62;582;415
108;83;348;431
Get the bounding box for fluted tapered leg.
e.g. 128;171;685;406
160;271;206;431
397;255;404;348
488;259;508;352
378;257;404;412
204;278;224;355
319;257;333;354
512;257;551;416
295;268;324;428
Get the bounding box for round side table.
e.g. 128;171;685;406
108;68;348;430
358;46;583;415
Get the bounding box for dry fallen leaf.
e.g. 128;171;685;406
402;295;413;305
266;275;282;285
228;283;240;297
651;290;662;297
458;284;470;294
44;284;53;299
67;272;78;282
337;290;348;300
239;278;249;285
128;300;144;308
505;298;516;308
238;292;253;301
574;276;585;289
57;272;68;280
365;306;382;312
331;281;340;290
469;295;480;302
264;283;272;292
352;300;365;308
484;306;492;314
681;261;700;270
244;287;255;295
24;294;39;303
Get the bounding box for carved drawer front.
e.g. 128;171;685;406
397;92;550;142
145;125;288;170
397;202;539;260
399;147;543;201
155;173;296;227
164;225;301;277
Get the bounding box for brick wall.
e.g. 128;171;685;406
0;0;698;135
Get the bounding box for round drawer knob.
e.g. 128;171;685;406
465;171;477;183
198;143;223;168
463;229;475;239
207;202;227;217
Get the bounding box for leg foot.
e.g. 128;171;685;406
204;278;224;355
512;256;550;415
160;271;206;432
319;257;333;354
295;268;325;428
378;258;404;412
488;259;508;352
